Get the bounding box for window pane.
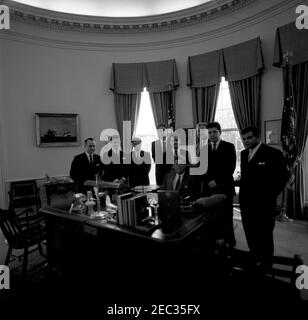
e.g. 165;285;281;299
135;89;158;185
215;78;243;179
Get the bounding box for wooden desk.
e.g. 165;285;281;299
41;205;218;300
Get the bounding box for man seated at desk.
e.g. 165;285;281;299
162;159;226;208
70;137;103;194
162;159;201;203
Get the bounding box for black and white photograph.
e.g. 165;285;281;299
36;113;80;147
265;119;282;145
0;0;307;311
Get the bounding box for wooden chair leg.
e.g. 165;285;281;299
5;246;12;265
22;246;29;277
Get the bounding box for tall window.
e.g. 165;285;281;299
215;78;243;178
135;88;158;185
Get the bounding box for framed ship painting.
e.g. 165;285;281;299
36;113;80;147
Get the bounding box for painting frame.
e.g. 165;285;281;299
264;119;281;146
35;113;80;147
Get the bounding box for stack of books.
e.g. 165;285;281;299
116;193;156;233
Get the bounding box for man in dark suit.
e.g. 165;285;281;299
162;159;201;202
239;126;289;269
70;137;103;194
129;137;151;188
201;122;236;247
151;124;173;186
102;135;128;182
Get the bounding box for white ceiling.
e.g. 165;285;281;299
12;0;212;17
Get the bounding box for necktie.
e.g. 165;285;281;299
212;142;217;151
89;154;93;166
174;174;182;190
248;149;253;162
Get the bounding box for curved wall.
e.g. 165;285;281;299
0;0;302;202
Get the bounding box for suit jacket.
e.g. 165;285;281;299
70;152;103;193
128;150;151;187
202;140;236;196
151;140;173;186
239;143;289;214
162;169;201;201
102;149;128;182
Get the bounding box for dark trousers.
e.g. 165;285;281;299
223;196;236;247
240;207;275;265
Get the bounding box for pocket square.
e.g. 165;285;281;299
257;162;266;165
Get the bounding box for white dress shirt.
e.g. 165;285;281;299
248;142;262;161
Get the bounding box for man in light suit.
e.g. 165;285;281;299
239;126;289;269
70;137;103;194
129;137;151;188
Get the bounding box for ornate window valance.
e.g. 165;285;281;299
110;59;179;94
273;22;308;67
223;37;264;81
187;49;224;88
187;37;264;86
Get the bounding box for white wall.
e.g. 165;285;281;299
0;0;301;200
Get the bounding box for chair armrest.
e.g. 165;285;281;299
16;207;34;217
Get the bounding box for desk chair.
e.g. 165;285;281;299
9;179;41;218
0;209;46;276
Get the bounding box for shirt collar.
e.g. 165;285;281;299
249;141;262;153
248;142;262;160
85;152;93;159
211;139;221;148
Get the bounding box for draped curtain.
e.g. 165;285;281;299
187;38;264;128
187;50;223;125
228;75;261;132
149;91;173;128
110;59;178;134
110;62;144;140
223;38;264;131
191;85;220;124
285;62;308;218
114;93;141;140
273;23;308;218
145;60;178;129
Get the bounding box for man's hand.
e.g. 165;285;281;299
208;180;217;188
